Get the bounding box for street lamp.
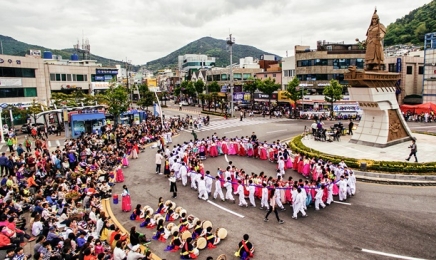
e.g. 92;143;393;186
226;34;235;117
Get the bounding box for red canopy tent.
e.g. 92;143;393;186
400;102;436;114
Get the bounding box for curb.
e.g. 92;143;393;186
354;171;436;186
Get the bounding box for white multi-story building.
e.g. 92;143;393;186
239;57;260;69
281;56;296;90
178;54;216;73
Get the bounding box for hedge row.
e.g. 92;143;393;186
289;135;436;174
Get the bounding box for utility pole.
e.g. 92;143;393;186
226;34;235;118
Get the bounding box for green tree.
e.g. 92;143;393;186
198;93;205;110
204;93;212;111
26;99;44;125
243;77;260;110
257;78;280;118
138;83;149;97
210;92;219;112
96;85;129;125
285;77;305;117
194;79;205;95
137;91;156;110
323;79;343;117
207;81;221;93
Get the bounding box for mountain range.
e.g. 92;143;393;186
144;36;279;71
384;0;436;46
0;34;140;70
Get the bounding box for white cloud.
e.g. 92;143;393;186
0;0;431;64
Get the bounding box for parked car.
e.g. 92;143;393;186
21;123;45;133
180;101;189;106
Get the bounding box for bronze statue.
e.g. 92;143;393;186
364;10;386;70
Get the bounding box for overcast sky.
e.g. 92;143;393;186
0;0;431;65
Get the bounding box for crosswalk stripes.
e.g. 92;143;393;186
182;118;291;133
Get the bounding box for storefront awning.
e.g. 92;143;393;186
71;113;105;121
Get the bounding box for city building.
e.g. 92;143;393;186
294;40;365;94
44;53;118;96
255;63;282;85
281;56;296;90
205;67;263;91
178;54;216;74
239;57;260;69
423;32;436;103
0;51;119;106
384;51;424;104
0;53;47;106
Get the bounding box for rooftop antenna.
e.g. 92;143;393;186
73;32;90;60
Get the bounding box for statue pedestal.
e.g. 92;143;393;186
345;69;413;147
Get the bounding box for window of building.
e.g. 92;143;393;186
316;74;328;80
356;59;364;69
207;76;212;81
56;74;61;81
67;74;72;81
0;67;35;77
221;74;228;81
284;70;289;77
72;74;77;81
273;73;276;77
233;73;242;80
314;59;328;66
61;74;67;81
407;66;413;75
419;66;424;74
333;59;351;69
243;73;251;80
388;63;396;73
212;75;220;81
50;74;56;81
0;87;37;98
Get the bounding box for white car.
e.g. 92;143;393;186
180;101;189;106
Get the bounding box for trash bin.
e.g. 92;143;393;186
113;194;119;204
360;162;367;171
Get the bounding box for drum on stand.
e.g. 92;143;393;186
166;223;175;232
153;214;162;221
175;206;183;214
216;254;227;260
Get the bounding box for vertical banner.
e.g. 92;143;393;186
396;58;402;72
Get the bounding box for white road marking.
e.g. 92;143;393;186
223;129;242;134
333;201;352;205
207;200;245;218
266;129;287;134
0;145;3;151
47;141;52;147
224;154;229;163
357;248;426;260
56;140;60;146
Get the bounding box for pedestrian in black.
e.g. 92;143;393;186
405;139;418;162
264;187;284;224
169;170;177;198
348;119;354;135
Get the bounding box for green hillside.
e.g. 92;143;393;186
145;36;279;71
384;0;436;46
0;34;139;70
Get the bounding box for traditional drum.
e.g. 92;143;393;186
216;254;227;260
166;222;175;231
193;248;199;256
195;237;207;250
175;206;182;214
153;213;162;221
165;200;172;206
201;220;212;229
180;209;187;217
171;226;179;235
187;215;196;223
216;228;228;240
170;202;176;210
181;230;192;241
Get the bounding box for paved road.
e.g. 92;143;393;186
108;112;436;260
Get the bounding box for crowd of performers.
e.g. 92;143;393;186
127;197;231;259
135;134;357;259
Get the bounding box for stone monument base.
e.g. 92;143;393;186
345;69;414;147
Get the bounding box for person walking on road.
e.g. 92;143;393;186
155;151;163;174
169;170;177;198
348;119;354;135
405;139;418;162
240;111;243;121
191;130;197;141
264;187;284;224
